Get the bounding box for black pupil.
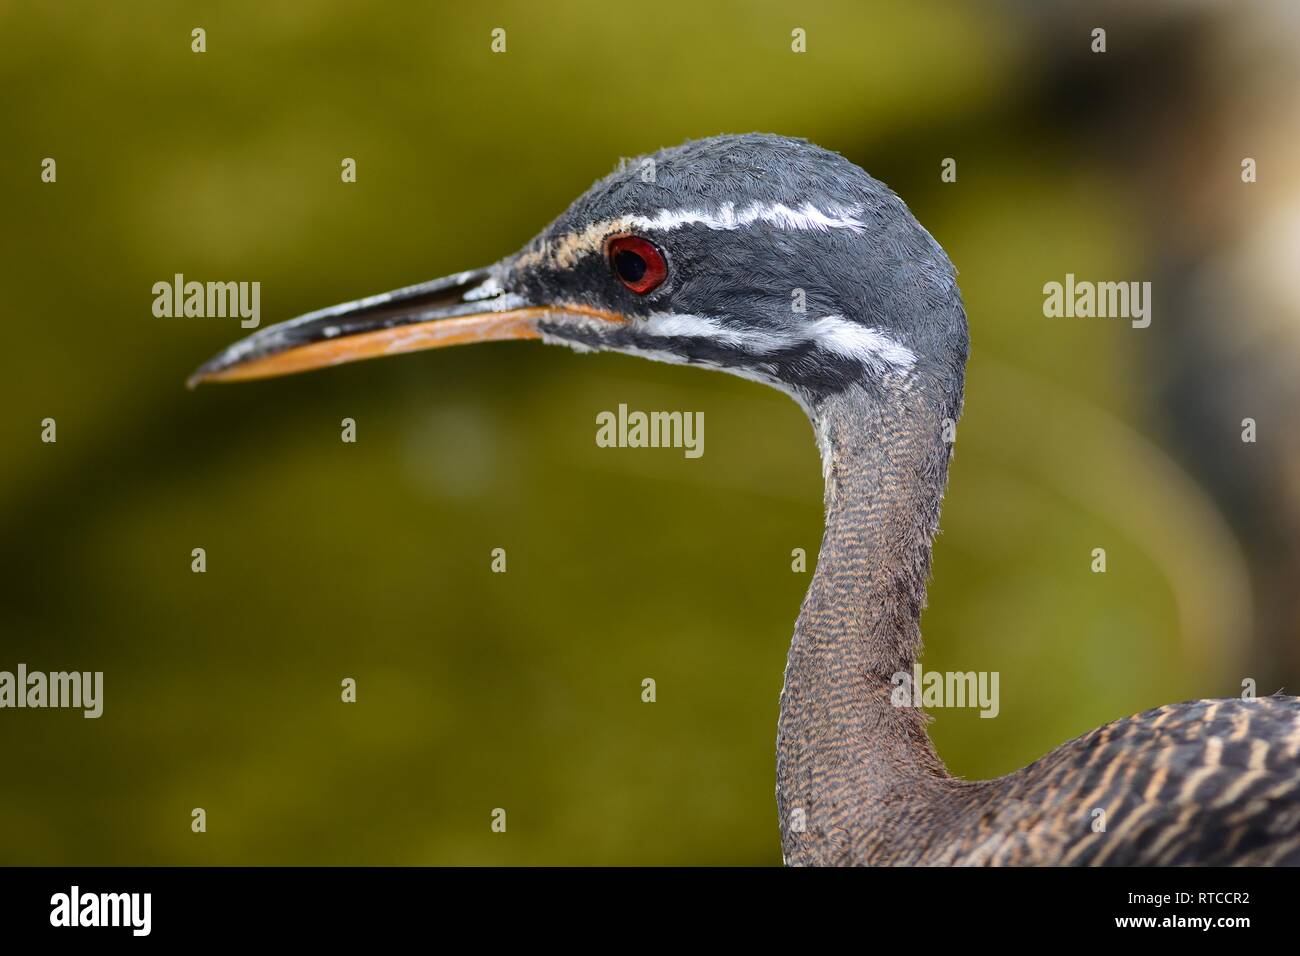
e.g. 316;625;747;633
614;248;647;284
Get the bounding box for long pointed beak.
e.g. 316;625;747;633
186;263;624;388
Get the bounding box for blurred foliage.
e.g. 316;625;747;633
0;0;1286;864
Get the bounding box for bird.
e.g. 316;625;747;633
191;133;1300;866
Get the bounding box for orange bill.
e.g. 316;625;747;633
187;265;625;388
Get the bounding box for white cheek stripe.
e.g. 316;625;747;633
640;312;917;373
639;313;791;351
516;200;866;270
805;316;917;370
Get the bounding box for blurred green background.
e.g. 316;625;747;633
2;1;1298;864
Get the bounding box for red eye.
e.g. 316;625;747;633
607;235;667;294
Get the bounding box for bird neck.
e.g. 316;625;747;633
777;383;955;861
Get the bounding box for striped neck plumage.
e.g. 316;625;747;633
776;385;955;864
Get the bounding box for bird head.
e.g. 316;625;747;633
190;134;967;414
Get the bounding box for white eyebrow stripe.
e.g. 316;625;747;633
514;200;866;270
627;200;866;234
639;312;916;373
